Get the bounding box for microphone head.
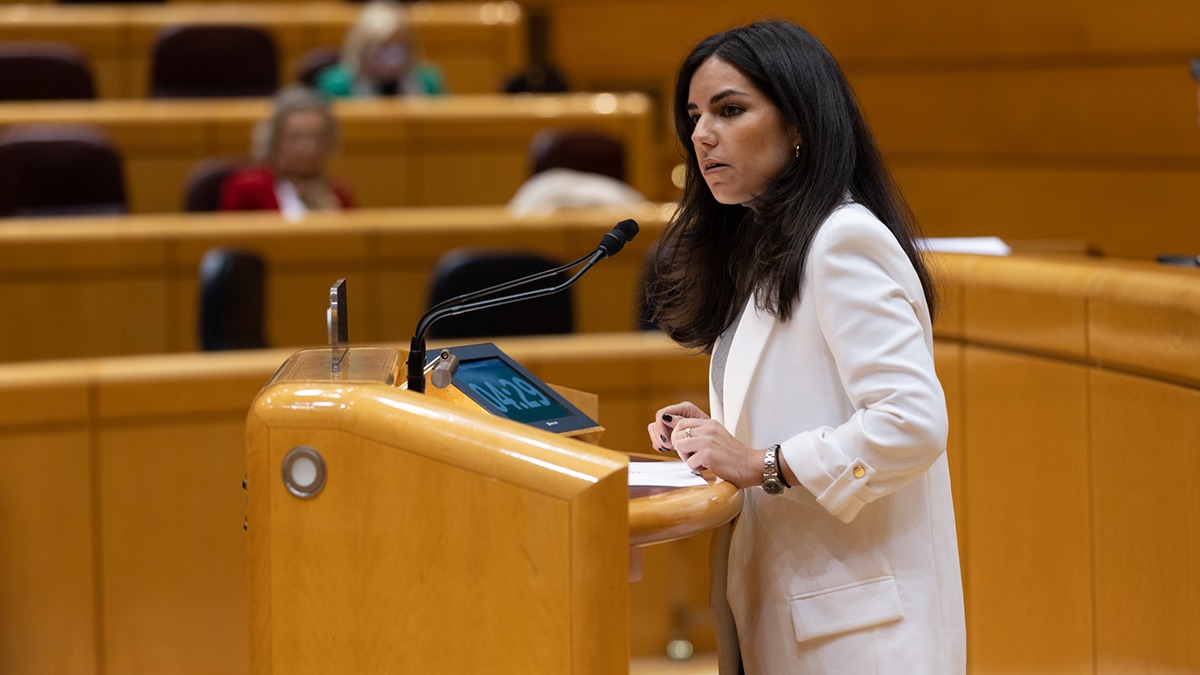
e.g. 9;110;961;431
598;218;640;257
616;218;639;242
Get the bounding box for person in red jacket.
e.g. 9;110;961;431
220;85;353;218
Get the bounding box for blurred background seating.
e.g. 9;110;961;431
198;247;269;351
149;24;279;98
182;157;247;212
0;124;127;217
426;249;575;339
0;41;96;101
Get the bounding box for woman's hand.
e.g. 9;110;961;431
646;401;708;455
647;402;761;488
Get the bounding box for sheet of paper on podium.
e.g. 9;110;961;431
628;460;709;487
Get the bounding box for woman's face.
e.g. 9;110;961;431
364;28;413;81
274;109;331;179
686;56;799;206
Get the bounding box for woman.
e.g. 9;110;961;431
645;21;964;674
219;85;353;218
315;0;445;98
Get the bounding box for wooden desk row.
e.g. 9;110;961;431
0;332;716;675
934;253;1200;674
0;2;526;98
1;251;1197;673
0;92;660;212
0;204;672;363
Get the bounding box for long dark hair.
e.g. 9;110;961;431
648;21;936;350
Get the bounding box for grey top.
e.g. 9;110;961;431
710;308;743;406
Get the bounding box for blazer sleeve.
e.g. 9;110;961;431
781;214;948;523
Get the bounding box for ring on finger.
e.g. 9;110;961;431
684;428;692;439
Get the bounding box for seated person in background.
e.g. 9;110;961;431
507;168;646;216
315;0;445;98
220;85;353;219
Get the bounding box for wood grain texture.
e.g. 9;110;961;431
1090;371;1200;674
248;381;629;673
2;252;1199;673
0;93;656;212
0;3;526;98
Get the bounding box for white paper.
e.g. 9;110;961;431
919;236;1011;256
628;460;709;488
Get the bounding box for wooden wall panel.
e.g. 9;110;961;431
0;430;96;675
1090;371;1200;674
97;422;250;675
1088;265;1200;386
6;277;172;361
933;341;966;595
959;256;1095;360
629;531;716;657
963;347;1093;674
546;1;1200;72
855;65;1200;160
537;0;1200;260
894;164;1200;260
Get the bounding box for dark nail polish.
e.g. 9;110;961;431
660;434;667;442
662;414;673;422
658;446;671;454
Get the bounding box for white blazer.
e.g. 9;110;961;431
709;203;965;674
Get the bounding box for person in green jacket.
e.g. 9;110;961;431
315;0;445;98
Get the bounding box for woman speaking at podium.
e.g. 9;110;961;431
645;21;964;674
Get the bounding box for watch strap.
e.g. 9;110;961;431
763;444;785;494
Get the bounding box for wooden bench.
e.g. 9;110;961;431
0;93;658;212
0;204;670;363
0;2;526;97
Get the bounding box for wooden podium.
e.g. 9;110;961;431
246;346;740;674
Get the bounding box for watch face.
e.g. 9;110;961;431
763;479;785;495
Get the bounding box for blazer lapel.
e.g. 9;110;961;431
723;295;775;440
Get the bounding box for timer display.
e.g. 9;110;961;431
454;357;570;424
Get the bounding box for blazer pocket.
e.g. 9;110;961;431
789;576;904;644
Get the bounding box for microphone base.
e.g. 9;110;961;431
405;337;428;394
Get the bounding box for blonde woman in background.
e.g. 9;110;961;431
316;0;446;98
219;85;353;219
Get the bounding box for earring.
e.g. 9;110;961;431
794;144;800;159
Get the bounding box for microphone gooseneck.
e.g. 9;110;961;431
406;219;639;393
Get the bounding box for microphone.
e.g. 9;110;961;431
424;218;640;316
597;217;639;257
406;219;639;393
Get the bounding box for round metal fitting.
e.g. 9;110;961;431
282;445;327;499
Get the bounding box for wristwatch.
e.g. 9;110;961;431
762;444;786;495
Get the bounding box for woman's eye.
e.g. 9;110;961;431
721;105;744;117
689;114;701;127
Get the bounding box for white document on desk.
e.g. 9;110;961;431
628;460;709;487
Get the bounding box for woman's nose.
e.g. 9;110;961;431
692;117;715;146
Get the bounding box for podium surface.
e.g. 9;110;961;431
246;347;741;674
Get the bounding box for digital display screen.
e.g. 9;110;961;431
454;357;570;424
